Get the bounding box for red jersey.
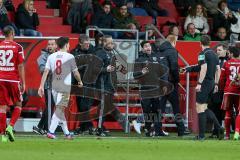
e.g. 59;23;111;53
0;40;24;82
220;58;240;95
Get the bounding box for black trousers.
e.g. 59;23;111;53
141;97;162;133
160;84;180;115
37;89;54;131
207;92;224;132
159;84;185;133
98;92;123;128
76;96;94;130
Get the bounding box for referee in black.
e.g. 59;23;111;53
183;35;224;140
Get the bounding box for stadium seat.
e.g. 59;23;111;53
160;2;179;20
129;8;148;16
156;16;177;28
134;16;153;31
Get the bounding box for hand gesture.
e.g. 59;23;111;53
142;67;149;75
78;81;83;88
38;86;44;98
195;84;201;92
107;65;115;72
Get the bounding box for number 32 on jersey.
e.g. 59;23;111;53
0;50;14;67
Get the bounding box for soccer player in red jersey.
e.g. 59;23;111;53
0;26;25;142
220;46;240;140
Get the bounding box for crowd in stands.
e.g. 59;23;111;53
0;0;240;44
0;0;41;36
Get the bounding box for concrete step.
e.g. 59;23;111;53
39;16;63;25
38;25;71;33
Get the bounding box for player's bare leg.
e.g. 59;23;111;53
0;105;8;142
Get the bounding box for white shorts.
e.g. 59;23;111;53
52;90;70;107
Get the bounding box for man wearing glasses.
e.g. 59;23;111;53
71;34;95;135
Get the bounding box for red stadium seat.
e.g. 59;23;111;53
156;16;176;28
134;16;153;31
160;2;179;20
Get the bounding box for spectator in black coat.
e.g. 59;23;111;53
140;0;168;23
213;0;238;33
92;1;117;38
92;1;116;28
16;0;42;36
212;27;229;41
0;0;19;35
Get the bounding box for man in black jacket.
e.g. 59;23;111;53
94;35;127;136
71;34;96;135
15;0;42;36
133;41;173;137
153;37;189;136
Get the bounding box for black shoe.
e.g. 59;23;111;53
194;135;205;141
209;130;218;139
88;127;95;135
217;127;224;140
155;131;169;137
96;128;110;137
178;128;191;136
33;126;45;135
74;127;84;135
145;132;153;137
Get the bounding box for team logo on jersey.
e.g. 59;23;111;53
152;57;157;61
198;54;205;61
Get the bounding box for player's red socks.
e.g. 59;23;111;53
9;107;22;127
224;110;231;138
0;113;6;134
235;115;240;133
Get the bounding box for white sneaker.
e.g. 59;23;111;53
132;120;141;134
162;130;169;136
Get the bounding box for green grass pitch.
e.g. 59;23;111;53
0;134;240;160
